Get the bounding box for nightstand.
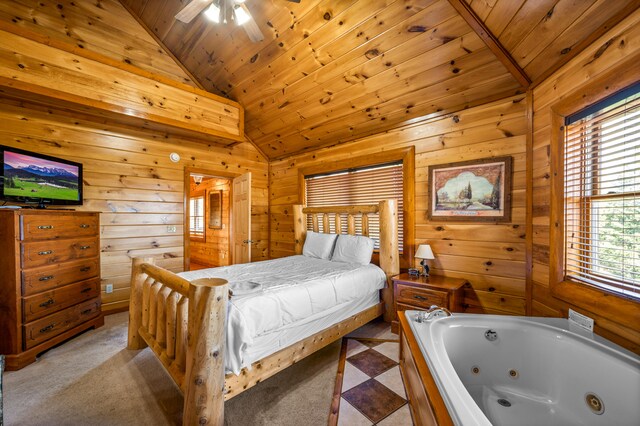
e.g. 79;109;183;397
391;273;467;334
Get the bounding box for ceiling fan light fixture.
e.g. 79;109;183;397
233;5;251;25
204;3;221;23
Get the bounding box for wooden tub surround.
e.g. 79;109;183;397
398;312;453;426
128;200;399;425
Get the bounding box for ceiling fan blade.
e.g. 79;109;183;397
239;3;264;43
287;0;301;2
175;0;213;23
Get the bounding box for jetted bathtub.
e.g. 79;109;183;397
401;311;640;426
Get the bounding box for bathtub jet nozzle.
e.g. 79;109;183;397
484;329;498;341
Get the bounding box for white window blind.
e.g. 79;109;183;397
305;163;403;249
564;84;640;299
189;196;205;237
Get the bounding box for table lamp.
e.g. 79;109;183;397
415;244;435;277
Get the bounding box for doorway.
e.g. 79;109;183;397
187;172;231;270
184;169;252;271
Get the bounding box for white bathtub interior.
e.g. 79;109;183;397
407;312;640;426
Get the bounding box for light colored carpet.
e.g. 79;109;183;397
4;312;394;426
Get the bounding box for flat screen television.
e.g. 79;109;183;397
1;145;83;208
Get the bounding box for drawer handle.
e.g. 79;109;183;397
413;295;428;301
80;267;91;272
39;298;55;308
37;225;54;230
81;308;93;315
38;250;53;256
79;224;90;229
79;245;91;250
39;275;54;282
80;287;92;293
39;324;55;333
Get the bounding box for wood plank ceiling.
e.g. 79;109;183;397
110;1;639;159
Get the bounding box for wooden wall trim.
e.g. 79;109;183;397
525;89;533;315
446;0;531;89
0;23;244;143
0;21;238;110
297;146;416;269
116;0;207;92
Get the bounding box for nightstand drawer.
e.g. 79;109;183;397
396;284;448;308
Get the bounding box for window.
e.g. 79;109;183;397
305;162;404;250
189;196;205;239
563;83;640;299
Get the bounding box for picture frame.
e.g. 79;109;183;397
427;156;512;222
208;190;223;229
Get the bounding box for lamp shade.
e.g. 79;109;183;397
415;244;435;260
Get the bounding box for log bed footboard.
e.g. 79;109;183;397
127;258;229;425
127;200;399;425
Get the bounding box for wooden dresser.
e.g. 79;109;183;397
0;210;103;370
392;273;467;333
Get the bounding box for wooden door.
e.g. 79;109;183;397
232;172;251;264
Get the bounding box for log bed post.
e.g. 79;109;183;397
378;199;400;322
183;277;229;426
293;204;306;255
128;256;154;350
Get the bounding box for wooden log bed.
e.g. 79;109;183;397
127;199;399;425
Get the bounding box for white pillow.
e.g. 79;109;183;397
302;231;338;260
331;234;375;265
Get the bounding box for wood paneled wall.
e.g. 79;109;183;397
531;10;640;352
1;0;200;88
0;99;268;313
189;177;231;268
270;95;528;315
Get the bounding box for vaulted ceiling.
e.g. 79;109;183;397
8;0;639;160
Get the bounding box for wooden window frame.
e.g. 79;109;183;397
298;146;415;269
549;64;639;319
189;194;206;242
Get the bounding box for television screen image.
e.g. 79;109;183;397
3;151;80;202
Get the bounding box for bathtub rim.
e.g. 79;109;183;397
404;312;640;426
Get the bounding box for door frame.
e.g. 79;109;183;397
183;167;239;271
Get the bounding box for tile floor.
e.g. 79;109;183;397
336;338;413;425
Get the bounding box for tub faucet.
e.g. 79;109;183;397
416;305;452;322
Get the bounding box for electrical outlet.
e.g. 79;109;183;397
105;284;113;294
167;225;177;233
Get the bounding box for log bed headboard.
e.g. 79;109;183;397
127;199;399;425
293;199;400;322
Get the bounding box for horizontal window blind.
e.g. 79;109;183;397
564;86;640;299
189;196;205;237
305;163;403;249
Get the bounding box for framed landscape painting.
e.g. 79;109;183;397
428;156;512;222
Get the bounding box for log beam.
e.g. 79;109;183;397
446;0;531;88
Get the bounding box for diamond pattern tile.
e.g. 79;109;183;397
335;337;413;426
347;348;397;378
342;379;406;423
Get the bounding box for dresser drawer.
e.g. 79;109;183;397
22;258;99;296
23;298;101;350
396;284;448;309
22;278;100;323
21;237;99;269
20;214;98;241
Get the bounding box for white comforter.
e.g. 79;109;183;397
178;255;386;374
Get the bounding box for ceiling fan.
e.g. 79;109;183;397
175;0;301;43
